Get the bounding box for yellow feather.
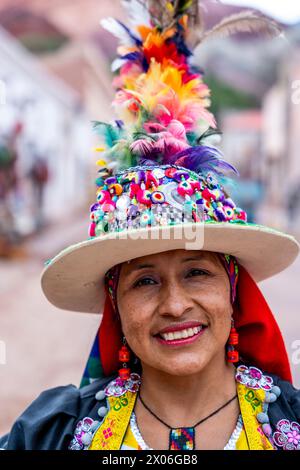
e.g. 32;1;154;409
96;160;107;168
166;2;174;13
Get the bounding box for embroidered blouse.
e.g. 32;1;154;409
86;367;275;451
1;364;300;450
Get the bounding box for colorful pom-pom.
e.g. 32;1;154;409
89;222;96;237
150;191;165;204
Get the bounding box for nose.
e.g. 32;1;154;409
157;279;194;318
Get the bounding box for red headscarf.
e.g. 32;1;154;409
97;260;292;383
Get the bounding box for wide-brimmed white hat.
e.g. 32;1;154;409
41;164;299;313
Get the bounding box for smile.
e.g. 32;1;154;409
154;323;207;347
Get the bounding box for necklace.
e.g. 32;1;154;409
138;390;238;450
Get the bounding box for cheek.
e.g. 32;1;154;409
197;281;232;335
118;293;153;346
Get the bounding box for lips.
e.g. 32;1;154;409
154;321;208;346
160;325;203;341
156;320;207;336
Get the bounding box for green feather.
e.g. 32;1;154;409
105;142;136;170
177;0;194;15
186;131;198;146
92;121;121;148
131;130;155;141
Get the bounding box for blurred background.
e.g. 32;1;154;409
0;0;300;435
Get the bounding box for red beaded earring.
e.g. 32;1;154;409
118;337;131;380
226;319;239;363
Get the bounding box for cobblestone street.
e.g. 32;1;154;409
0;216;299;436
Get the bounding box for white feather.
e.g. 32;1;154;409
121;0;151;27
111;57;125;72
100;17;135;45
107;161;118;170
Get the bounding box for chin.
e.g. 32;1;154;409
156;355;211;376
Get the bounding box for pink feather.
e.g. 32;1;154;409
155;135;189;158
167;119;187;140
143;122;167;133
130;138;154;155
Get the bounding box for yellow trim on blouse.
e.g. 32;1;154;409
236;382;274;450
89;391;137;450
89;382;275;450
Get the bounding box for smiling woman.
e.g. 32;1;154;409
108;250;239;450
1;0;300;452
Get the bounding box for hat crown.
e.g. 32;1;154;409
89;164;247;238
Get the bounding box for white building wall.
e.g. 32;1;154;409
0;26;93;234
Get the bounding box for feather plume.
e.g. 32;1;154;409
121;0;151;27
92;121;123;148
96;2;276;177
198;10;282;46
170;145;239;176
100;17;142;46
130;138;154;155
145;0;202;31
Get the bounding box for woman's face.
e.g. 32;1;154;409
117;249;233;376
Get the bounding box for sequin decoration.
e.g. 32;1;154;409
170;427;195;450
89;165;247;238
273;419;300;450
104;373;141;397
69;417;99;450
235;365;273;391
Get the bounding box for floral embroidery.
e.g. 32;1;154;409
103;427;113;440
69;417;98;450
235;365;273;391
244;389;262;410
104;373;141;397
273;419;300;450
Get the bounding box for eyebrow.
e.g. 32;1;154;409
181;255;207;262
128;263;155;273
128;255;210;272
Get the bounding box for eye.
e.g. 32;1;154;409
133;277;157;288
186;268;209;278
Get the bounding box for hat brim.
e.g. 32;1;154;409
41;222;299;314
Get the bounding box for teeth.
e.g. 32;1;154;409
161;326;203;341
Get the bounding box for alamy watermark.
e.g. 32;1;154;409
115;222;205;250
0;340;6;365
291;339;300;365
291;80;300;105
107;202;207;250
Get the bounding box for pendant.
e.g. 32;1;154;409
169;427;195;450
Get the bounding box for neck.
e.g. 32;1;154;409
139;352;237;426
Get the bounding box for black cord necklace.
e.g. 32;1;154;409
137;390;238;450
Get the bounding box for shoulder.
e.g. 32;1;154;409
268;372;300;422
235;364;300;420
0;376;114;450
